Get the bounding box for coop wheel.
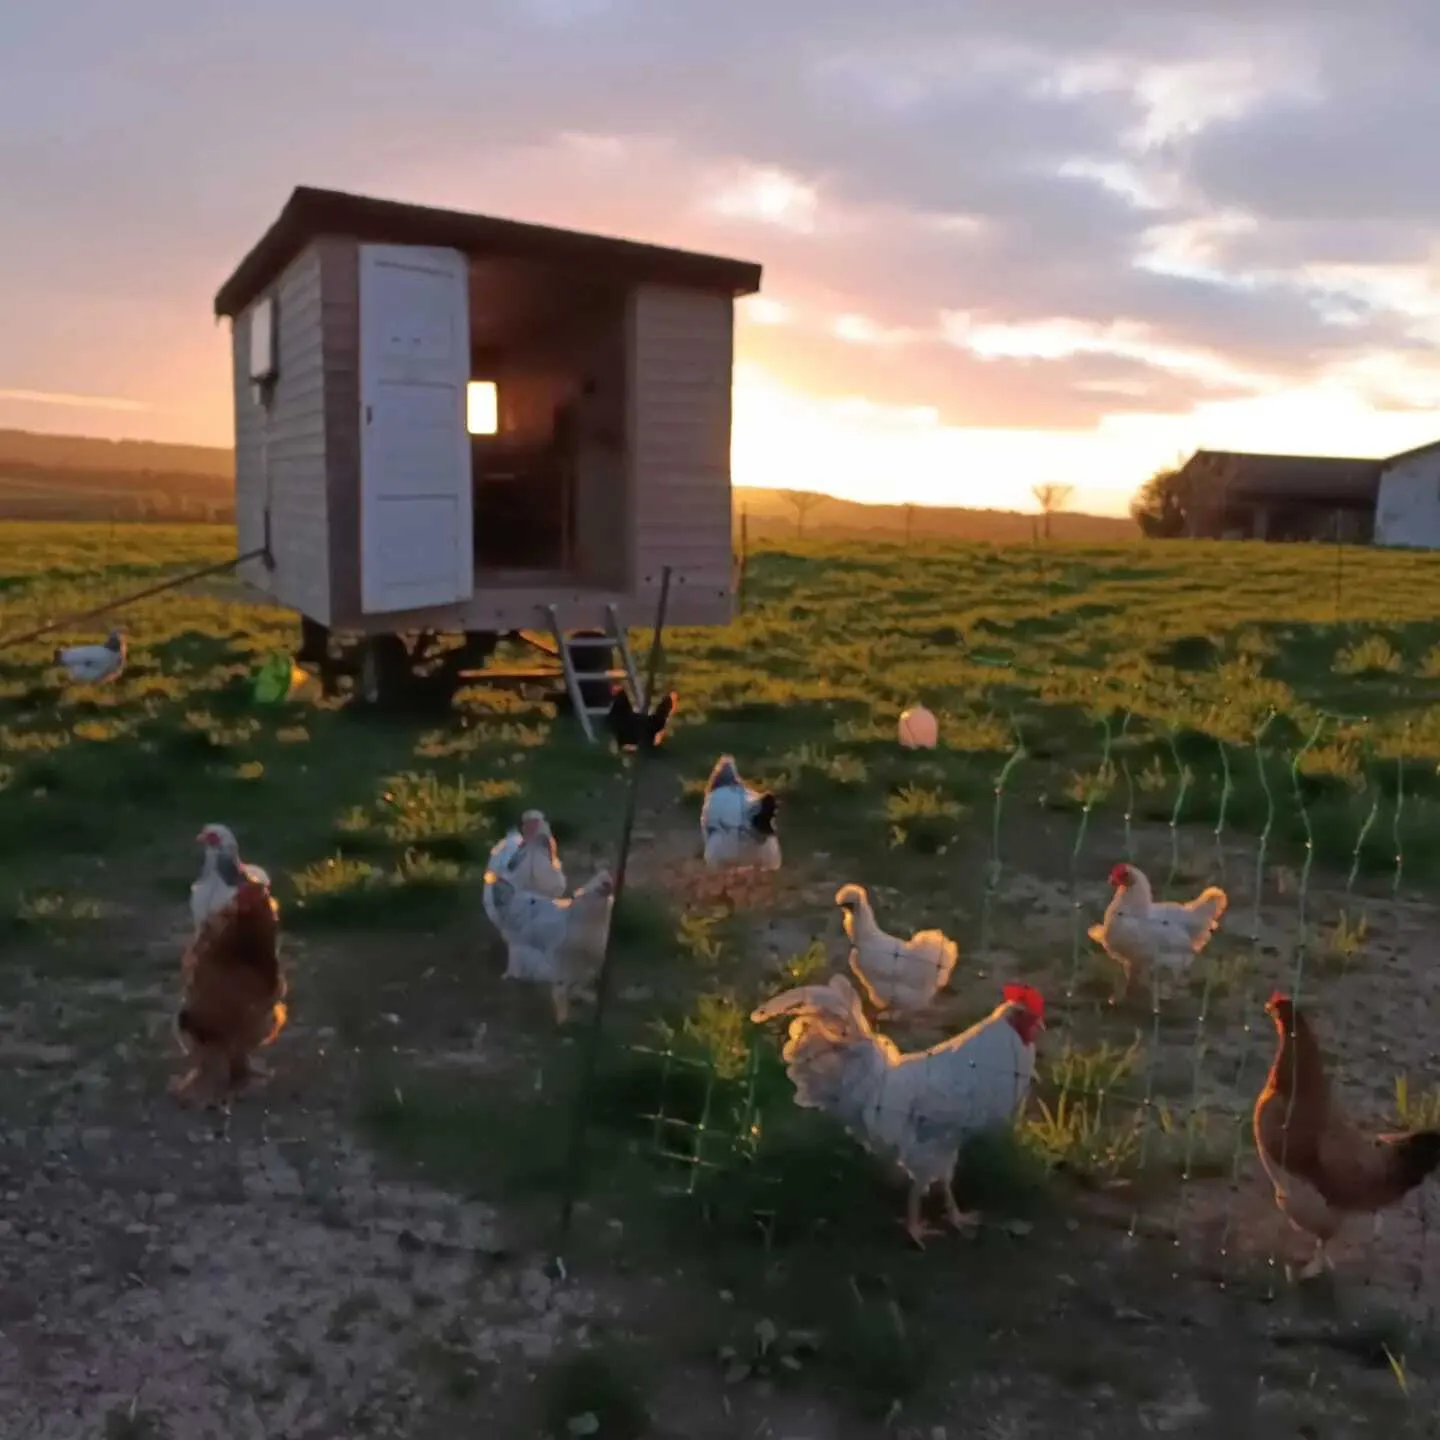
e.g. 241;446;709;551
358;635;412;707
295;617;332;667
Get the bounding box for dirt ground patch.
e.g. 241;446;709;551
2;806;1438;1439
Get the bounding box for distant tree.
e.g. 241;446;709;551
1130;463;1193;538
1031;483;1074;541
779;489;828;539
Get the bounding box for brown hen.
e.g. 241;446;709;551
171;876;288;1107
1255;991;1440;1279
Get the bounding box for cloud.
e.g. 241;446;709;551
3;1;1440;442
0;388;152;412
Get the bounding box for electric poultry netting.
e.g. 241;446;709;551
625;704;1438;1327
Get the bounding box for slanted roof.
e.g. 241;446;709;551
1180;448;1383;505
214;186;764;319
1381;435;1440;468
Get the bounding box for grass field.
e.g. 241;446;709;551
5;522;1440;1437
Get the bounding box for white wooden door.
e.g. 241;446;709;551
359;243;474;614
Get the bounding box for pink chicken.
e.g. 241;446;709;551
1088;862;1227;1003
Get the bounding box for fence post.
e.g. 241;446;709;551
555;565;674;1255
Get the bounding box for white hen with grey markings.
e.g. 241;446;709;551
190;823;272;936
54;628;126;685
699;754;780;871
482;810;567;937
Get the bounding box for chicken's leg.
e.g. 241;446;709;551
942;1183;982;1235
551;984;571;1027
1295;1239;1334;1282
905;1182;944;1247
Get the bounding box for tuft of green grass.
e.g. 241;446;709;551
884;783;965;853
824;1287;933;1421
1024;1039;1149;1183
1334;633;1402;676
286;849;465;929
775;939;829;988
1319;908;1369;973
1393;1075;1440;1131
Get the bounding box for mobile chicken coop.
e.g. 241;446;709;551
213;186;762;732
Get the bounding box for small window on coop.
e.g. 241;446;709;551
467;381;499;436
248;295;278;391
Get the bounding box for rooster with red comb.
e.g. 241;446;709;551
752;977;1045;1246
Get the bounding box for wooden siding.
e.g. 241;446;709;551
626;285;735;626
319;238;363;622
231;243;331;623
313;252;738;634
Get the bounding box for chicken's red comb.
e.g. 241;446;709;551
1107;862;1130;885
1266;989;1290;1008
1003;982;1044;1018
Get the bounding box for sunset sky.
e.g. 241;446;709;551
4;3;1440;517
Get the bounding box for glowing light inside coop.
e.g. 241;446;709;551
467;381;499;436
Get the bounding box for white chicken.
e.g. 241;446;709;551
1087;862;1227;1002
752;975;1045;1245
55;628;126;684
481;810;567;938
836;883;958;1016
700;755;780;872
493;869;616;1024
191;823;272;936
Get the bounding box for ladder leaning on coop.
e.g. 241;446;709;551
545;602;644;743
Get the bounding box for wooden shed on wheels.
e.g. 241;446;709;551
212;185;762;729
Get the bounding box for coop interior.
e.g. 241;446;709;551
465;256;630;588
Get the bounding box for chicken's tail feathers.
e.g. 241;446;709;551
1385;1130;1440;1192
654;691;678;723
1191;885;1229;916
752;791;779;836
751;974;867;1030
1186;886;1229;946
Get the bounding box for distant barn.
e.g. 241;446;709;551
1374;439;1440;550
1176;449;1381;542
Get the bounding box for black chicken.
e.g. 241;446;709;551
606;689;678;751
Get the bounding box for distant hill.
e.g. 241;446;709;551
734;486;1136;543
0;428;233;477
0;429;234;522
0;429;1136;538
